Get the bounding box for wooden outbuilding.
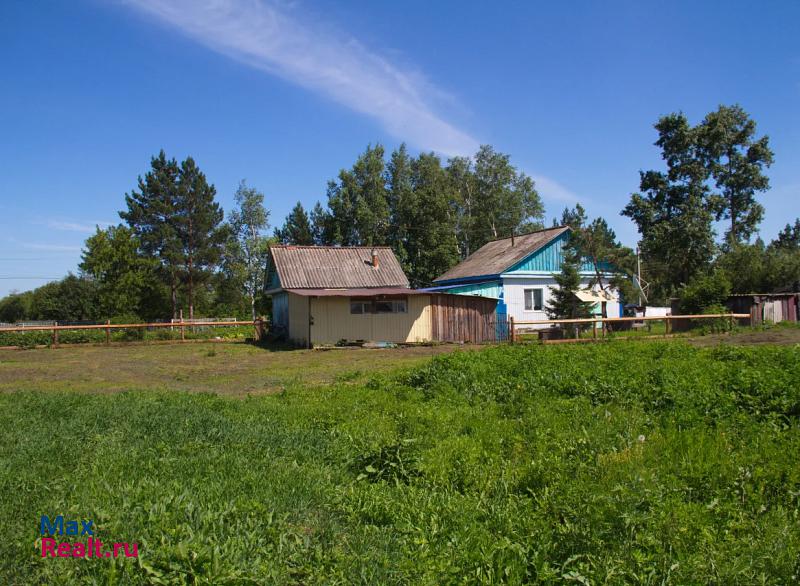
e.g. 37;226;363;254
265;246;501;347
726;293;799;326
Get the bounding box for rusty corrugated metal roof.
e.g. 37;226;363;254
434;226;569;282
270;246;409;289
285;287;424;297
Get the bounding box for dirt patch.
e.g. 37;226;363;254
687;326;800;347
0;341;477;396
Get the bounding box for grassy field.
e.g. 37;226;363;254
1;339;799;584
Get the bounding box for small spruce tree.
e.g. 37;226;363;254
547;238;594;334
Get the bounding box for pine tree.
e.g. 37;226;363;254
772;219;800;251
275;202;313;245
173;156;226;319
309;202;330;245
120;150;183;318
547;236;593;323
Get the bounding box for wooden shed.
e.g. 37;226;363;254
726;293;799;326
265;246;501;347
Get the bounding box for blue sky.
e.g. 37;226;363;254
1;0;798;297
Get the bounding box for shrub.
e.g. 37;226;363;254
679;270;732;314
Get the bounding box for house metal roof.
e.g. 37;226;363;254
433;226;569;283
269;246;409;289
285;287;425;297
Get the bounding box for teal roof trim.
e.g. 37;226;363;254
505;231;615;275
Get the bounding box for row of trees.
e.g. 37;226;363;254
274;144;544;286
1;144;545;322
0;152;273;324
0;104;797;324
547;104;797;316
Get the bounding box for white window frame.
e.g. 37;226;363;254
524;288;544;311
350;298;408;315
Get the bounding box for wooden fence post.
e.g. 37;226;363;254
665;317;671;337
180;310;185;341
508;316;515;344
593;320;597;339
106;319;111;345
52;323;58;348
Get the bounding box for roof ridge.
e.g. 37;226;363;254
271;244;394;249
484;225;569;244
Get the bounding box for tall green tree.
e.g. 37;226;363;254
546;236;593;323
29;275;99;322
309;202;330;245
173;156;226;319
394;151;460;286
558;204;637;307
386;144;415;254
120;150;183;318
0;293;30;323
227;181;271;320
446;155;478;258
698;105;774;244
79;224;161;318
326;144;389;246
715;241;769;294
622;113;716;300
771;219;800;251
470;145;544;253
275;202;313;245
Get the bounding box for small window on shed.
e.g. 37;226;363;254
374;300;393;314
350;301;368;314
524;288;544;311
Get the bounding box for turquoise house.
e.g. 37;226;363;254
429;226;622;326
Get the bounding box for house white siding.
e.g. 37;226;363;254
501;275;621;327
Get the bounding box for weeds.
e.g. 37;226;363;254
0;342;798;583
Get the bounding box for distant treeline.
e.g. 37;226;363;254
1;105;798;324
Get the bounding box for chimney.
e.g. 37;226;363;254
371;249;379;268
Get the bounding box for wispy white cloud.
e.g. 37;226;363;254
123;0;479;157
13;241;82;253
43;220;113;233
531;174;582;204
123;0;578;213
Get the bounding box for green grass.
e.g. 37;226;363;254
1;342;799;584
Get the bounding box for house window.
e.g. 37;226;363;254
524;288;543;311
350;301;370;314
374;299;408;314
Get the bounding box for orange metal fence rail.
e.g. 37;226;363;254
0;320;265;348
509;313;751;343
